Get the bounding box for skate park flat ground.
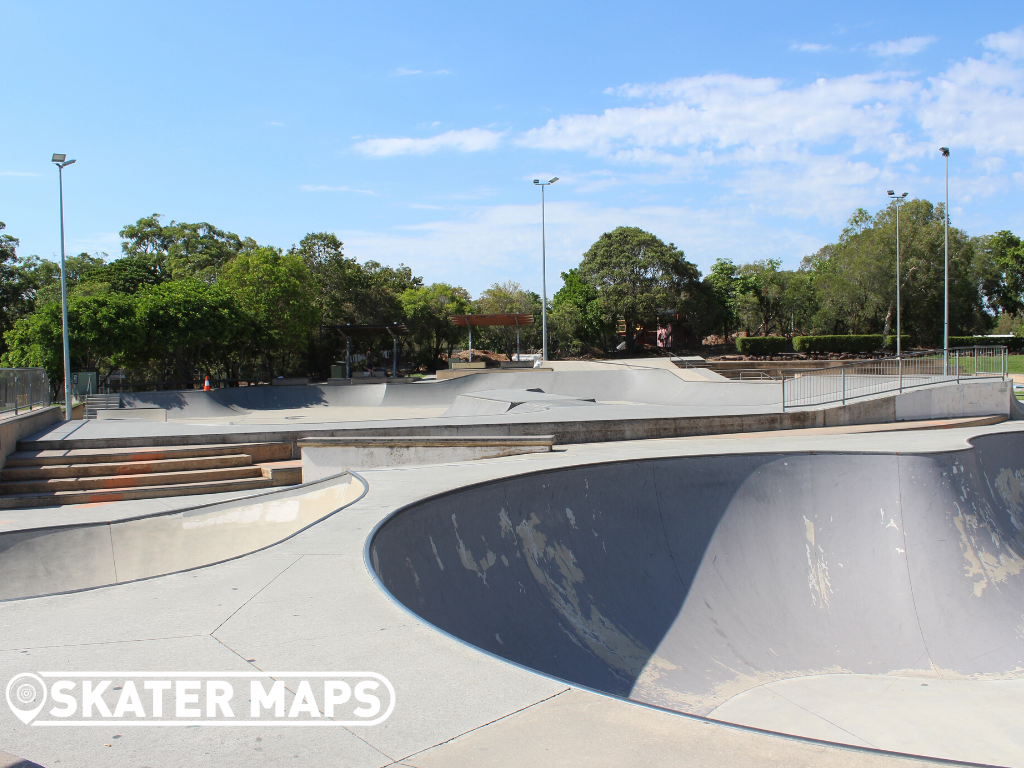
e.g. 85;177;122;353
2;421;1023;768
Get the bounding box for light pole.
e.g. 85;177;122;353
887;190;908;358
533;177;558;361
940;147;950;372
52;153;76;420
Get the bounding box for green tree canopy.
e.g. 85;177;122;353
474;281;542;360
400;283;472;369
578;226;701;353
120;214;250;280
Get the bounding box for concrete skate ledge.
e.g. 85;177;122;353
1;406;62;470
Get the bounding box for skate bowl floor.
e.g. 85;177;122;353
370;430;1024;765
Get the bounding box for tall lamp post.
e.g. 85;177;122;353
887;190;908;358
52;153;76;420
533;177;558;361
940;147;950;372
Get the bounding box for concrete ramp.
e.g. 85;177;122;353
0;472;366;599
442;389;598;417
371;431;1024;758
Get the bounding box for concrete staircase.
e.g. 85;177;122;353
0;442;301;509
85;393;121;419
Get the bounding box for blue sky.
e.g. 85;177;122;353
2;1;1023;297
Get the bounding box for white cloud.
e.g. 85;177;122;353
920;54;1024;154
343;201;819;294
520;73;915;159
354;128;505;156
300;185;379;195
983;26;1024;59
392;68;452;76
868;36;936;56
0;171;40;177
790;42;832;53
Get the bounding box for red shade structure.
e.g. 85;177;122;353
449;314;535;362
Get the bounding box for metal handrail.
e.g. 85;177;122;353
0;368;52;416
781;346;1007;410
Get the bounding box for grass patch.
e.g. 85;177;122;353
1008;355;1024;375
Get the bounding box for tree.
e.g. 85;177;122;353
2;293;141;389
803;201;988;343
0;222;38;357
290;232;362;325
474;281;542;360
578;227;700;354
551;269;613;355
702;258;741;341
218;247;317;377
735;259;786;336
120;214;249;280
133;279;245;384
975;230;1024;316
400;283;472;369
355;261;422;323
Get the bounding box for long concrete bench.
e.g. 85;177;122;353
299;435;555;479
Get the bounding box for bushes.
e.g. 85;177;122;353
949;335;1024;352
735;336;789;355
793;335;883;353
791;334;913;353
882;335;911;351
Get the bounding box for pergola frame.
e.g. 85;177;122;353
326;324;409;378
448;314;535;362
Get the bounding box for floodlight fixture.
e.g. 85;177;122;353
887;190;895;196
52;153;66;163
533;179;540;184
549;177;559;183
940;147;950;157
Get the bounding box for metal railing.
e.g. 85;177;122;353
0;368;52;416
781;346;1008;410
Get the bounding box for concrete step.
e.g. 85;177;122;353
1;454;253;480
7;441;292;466
259;460;303;486
0;465;265;495
0;476;277;509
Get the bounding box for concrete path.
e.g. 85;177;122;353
2;424;1023;767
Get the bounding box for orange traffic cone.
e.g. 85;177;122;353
203;376;211;392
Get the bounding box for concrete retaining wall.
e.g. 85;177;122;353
300;436;554;479
895;380;1012;420
0;406;62;469
0;472;366;601
19;380;1015;456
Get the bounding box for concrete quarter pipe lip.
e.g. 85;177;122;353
363;442;1021;768
0;470;368;603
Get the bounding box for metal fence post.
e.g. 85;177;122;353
781;374;786;412
898;357;903;393
13;374;18;416
842;367;846;405
28;376;32;412
956;351;960;383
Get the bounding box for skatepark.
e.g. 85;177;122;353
1;363;1023;767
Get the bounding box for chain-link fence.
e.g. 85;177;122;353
0;368;52;416
781;346;1007;410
